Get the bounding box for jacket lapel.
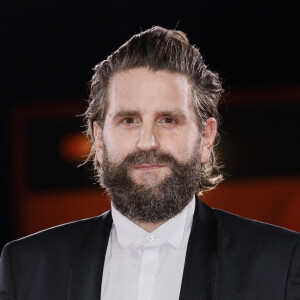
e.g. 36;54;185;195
67;211;112;300
179;196;219;300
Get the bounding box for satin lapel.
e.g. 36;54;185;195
67;211;112;300
179;196;219;300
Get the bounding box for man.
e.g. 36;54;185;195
0;26;299;300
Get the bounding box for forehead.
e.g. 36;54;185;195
107;68;194;114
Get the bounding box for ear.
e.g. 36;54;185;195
200;117;217;164
93;121;104;165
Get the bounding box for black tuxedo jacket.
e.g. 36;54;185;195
1;197;300;300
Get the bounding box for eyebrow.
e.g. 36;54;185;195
158;110;187;119
112;109;187;120
112;109;141;120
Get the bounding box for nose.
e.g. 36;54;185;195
137;124;159;151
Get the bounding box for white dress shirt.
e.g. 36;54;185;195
101;197;195;300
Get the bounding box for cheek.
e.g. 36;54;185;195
161;131;199;161
103;130;136;163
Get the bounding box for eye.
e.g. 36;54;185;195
161;117;176;124
122;117;138;125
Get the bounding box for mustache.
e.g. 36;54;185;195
118;150;179;168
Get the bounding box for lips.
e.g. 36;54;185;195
134;164;166;170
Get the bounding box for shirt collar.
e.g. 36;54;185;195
111;196;195;249
111;205;146;248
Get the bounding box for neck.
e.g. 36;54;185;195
133;220;166;232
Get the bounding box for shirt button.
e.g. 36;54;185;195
147;235;155;242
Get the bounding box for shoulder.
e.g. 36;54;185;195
213;208;300;252
213;208;299;239
3;210;112;258
211;208;300;297
0;211;112;298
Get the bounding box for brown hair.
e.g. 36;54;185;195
85;26;223;192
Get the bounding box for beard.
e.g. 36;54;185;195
100;143;202;223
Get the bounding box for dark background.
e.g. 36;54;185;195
1;0;300;250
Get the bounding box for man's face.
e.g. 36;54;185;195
93;68;216;222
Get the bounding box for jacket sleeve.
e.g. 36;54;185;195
0;243;15;300
286;236;300;299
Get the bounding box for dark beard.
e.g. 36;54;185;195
101;145;202;223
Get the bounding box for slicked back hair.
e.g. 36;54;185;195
85;26;223;193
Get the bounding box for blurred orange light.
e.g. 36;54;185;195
60;132;92;163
